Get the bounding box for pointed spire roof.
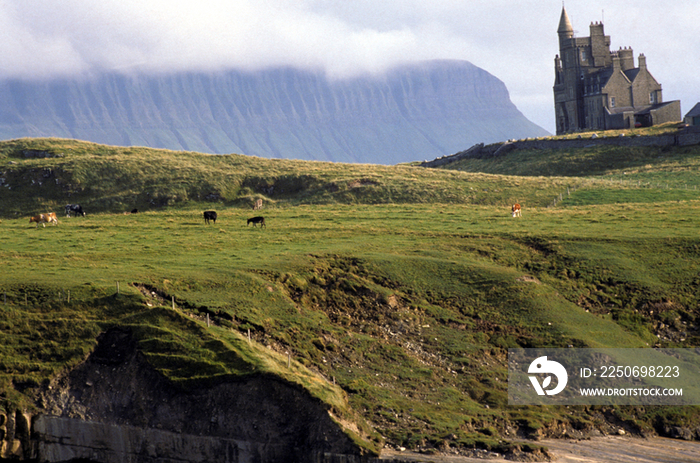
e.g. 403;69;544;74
558;6;574;36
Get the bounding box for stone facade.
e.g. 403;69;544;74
553;7;681;134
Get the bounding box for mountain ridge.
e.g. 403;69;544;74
0;60;548;164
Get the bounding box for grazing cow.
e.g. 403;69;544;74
29;213;58;228
65;204;86;217
512;203;522;218
253;198;263;210
29;214;47;228
247;216;265;228
203;210;217;224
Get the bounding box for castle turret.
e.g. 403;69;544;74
558;7;574;45
589;22;610;67
618;47;635;71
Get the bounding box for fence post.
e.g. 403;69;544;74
116;282;120;295
248;328;251;343
206;314;210;327
172;296;175;310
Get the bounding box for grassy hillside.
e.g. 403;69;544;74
0;138;578;216
1;137;700;455
443;125;700;194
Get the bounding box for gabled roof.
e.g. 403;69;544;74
623;68;641;82
584;66;626;90
685;102;700;119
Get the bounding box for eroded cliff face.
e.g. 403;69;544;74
2;328;370;463
0;61;549;164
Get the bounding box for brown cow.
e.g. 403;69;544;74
253;199;263;210
511;203;522;218
29;213;58;228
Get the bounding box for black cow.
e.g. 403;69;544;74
247;216;265;228
203;210;217;225
65;204;86;217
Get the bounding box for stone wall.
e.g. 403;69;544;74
419;126;700;168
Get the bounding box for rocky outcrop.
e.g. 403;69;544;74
0;61;549;164
33;416;242;463
1;328;374;463
0;410;31;459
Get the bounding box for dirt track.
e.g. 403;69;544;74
539;437;700;463
380;437;700;462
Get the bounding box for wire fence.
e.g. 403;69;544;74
548;178;699;208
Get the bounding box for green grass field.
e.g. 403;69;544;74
1;137;700;452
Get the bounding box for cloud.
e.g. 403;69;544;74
0;0;698;132
0;0;468;79
0;3;87;78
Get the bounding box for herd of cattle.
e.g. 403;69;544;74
29;202;522;228
201;210;265;227
28;203;86;227
28;204;269;229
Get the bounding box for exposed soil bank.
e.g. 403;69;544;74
380;437;700;462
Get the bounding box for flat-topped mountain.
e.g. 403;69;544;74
0;60;548;164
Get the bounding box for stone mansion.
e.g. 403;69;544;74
553;6;680;135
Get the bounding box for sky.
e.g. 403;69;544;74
1;0;699;134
